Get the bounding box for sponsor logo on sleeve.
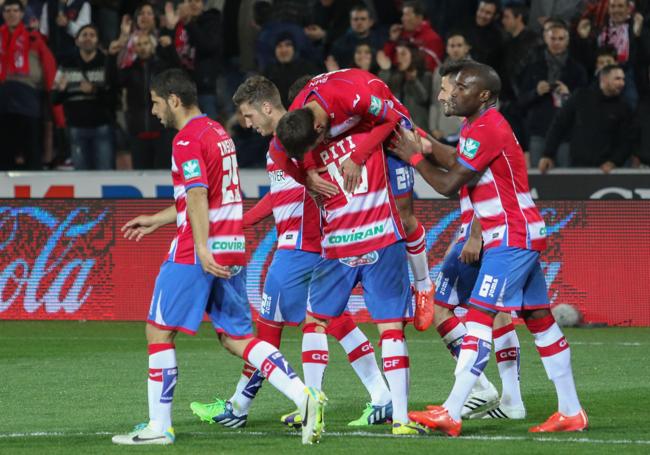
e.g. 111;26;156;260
368;95;382;116
461;138;480;159
182;159;201;180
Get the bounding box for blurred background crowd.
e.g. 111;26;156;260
1;0;649;173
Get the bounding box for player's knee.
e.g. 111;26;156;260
303;314;328;333
145;323;175;344
434;305;454;327
219;334;248;357
377;322;405;339
493;311;513;330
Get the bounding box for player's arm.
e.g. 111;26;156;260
270;142;338;197
243;192;273;227
391;127;477;197
423;132;457;170
121;204;177;241
186;187;231;279
459;215;482;264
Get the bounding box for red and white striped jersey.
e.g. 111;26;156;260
168;115;245;265
456;185;474;243
309;132;405;259
267;138;321;252
456;108;546;251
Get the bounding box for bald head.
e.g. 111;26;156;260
450;62;501;118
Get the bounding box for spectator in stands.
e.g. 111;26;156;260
254;0;319;72
40;0;92;59
52;24;115;169
227;109;269;168
90;0;120;49
429;32;470;143
383;0;444;72
0;0;60;170
595;44;619;73
110;2;159;69
424;0;478;39
631;65;650;167
377;41;431;128
162;0;222;119
528;0;583;33
540;65;632;173
264;32;319;107
458;0;503;70
328;3;384;69
109;32;179;169
305;0;353;55
501;4;541;146
573;0;646;108
519;20;587;167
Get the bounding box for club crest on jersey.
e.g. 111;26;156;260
229;265;244;276
338;251;379;268
182;159;201;180
368;95;382;116
461;138;480;159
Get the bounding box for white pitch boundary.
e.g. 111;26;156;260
1;430;649;446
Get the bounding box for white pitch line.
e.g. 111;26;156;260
1;430;649;446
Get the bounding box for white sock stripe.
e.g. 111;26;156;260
442;324;468;345
466;322;493;343
533;323;564;348
339;328;368;353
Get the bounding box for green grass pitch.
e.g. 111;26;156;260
1;321;649;454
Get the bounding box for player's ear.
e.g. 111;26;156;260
479;89;490;103
261;101;272;115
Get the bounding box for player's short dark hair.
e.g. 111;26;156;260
479;0;499;11
599;64;623;78
2;0;24;11
504;4;528;25
350;2;372;17
403;0;425;17
288;75;313;106
460;61;501;100
232;75;283;109
150;69;198;107
544;17;569;32
276;109;320;160
439;58;472;78
597;44;618;59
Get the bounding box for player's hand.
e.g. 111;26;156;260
537;80;551;96
391;127;422;162
79;80;95;94
304;24;326;41
108;39;123;55
306;168;339;197
121;215;159;241
600;160;616;174
159;35;172;47
459;236;481;264
164;1;179;29
339;158;362;193
197;247;231;279
119;14;132;38
554;80;569;95
538;157;554;174
376;50;392;71
577;18;591;39
389;23;402;41
633;12;644;37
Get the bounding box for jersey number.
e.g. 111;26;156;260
221;154;242;205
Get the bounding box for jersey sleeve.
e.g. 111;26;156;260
456;126;501;173
173;138;209;190
269;137;306;185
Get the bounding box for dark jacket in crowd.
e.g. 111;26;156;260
110;45;179;136
166;8;222;95
632;92;650;165
52;51;114;128
543;85;633;167
264;58;320;108
501;28;541;101
518;52;588;137
330;28;385;68
459;19;503;70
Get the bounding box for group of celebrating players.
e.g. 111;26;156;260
111;61;588;446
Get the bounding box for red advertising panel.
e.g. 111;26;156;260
0;200;648;326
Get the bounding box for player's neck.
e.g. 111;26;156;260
175;107;204;130
270;108;287;132
467;104;493;123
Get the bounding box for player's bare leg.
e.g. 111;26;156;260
433;305;499;418
112;324;178;445
523;309;587;433
398;194;434;331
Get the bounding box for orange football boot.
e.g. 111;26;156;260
529;409;588;433
408;406;462;437
413;286;434;331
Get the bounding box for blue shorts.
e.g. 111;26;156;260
261;249;321;325
434;241;481;309
307;242;412;322
147;261;253;338
386;154;414;198
468;246;550;313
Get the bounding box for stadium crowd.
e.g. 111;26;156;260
1;0;649;172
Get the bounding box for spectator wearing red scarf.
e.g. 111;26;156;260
383;0;444;72
0;0;62;170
